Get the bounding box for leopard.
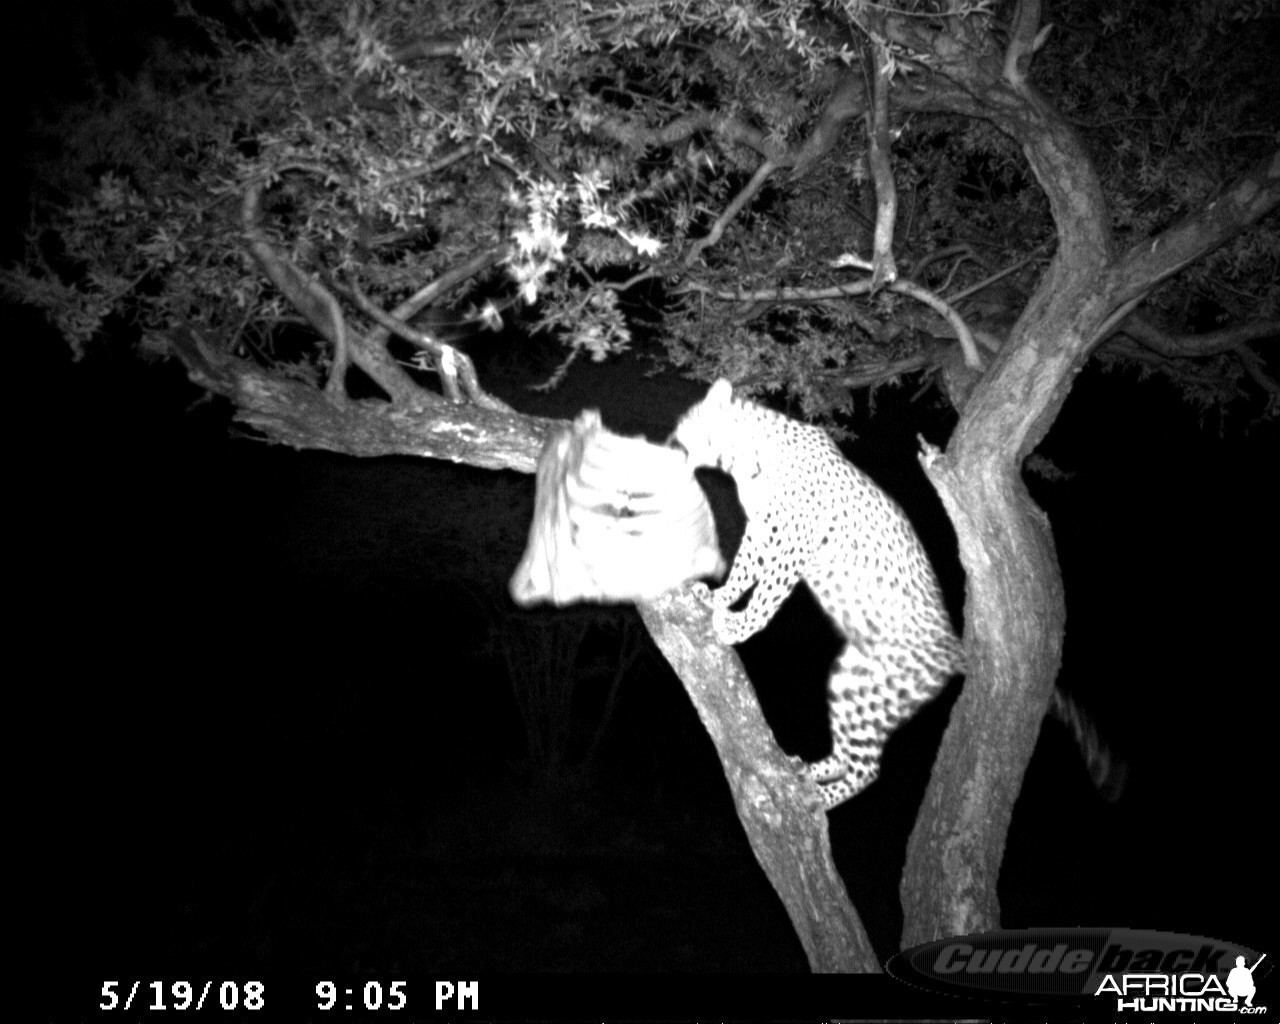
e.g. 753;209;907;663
670;378;969;811
671;379;1129;810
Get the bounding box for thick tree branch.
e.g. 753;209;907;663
636;590;878;973
170;325;549;470
1116;312;1280;359
1102;312;1280;402
1105;149;1280;315
873;11;1110;946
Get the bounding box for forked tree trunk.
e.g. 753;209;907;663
894;21;1280;939
166;11;1277;967
888;11;1119;940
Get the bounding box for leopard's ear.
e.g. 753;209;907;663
708;378;734;405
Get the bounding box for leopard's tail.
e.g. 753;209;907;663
1049;688;1128;803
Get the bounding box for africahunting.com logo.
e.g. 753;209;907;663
887;928;1269;1014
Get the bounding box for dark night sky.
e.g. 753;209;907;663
20;312;1277;985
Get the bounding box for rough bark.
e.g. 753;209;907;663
637;590;876;973
171;328;550;472
890;12;1280;946
164;5;1280;968
171;329;875;971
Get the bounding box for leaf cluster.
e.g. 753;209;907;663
6;0;1275;422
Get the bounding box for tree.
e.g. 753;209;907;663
11;0;1277;972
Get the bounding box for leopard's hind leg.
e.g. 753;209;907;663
805;639;952;810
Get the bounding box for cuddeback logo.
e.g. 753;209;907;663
887;928;1270;1013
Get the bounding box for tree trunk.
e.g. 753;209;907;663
896;13;1280;940
893;16;1119;941
637;591;878;972
167;36;1277;959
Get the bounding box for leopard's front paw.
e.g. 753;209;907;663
784;756;828;813
711;605;748;645
689;580;713;601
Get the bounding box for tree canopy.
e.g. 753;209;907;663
14;0;1276;425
